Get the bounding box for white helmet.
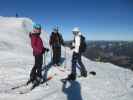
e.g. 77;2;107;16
72;27;80;33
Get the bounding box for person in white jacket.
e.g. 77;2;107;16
67;27;87;80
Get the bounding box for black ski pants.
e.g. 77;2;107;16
71;52;87;76
30;54;43;81
52;45;61;64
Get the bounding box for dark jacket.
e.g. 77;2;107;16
49;32;64;47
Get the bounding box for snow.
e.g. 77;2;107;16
0;16;133;100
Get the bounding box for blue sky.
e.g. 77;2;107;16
0;0;133;41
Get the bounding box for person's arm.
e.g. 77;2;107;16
49;33;54;46
49;36;52;46
74;36;80;52
71;37;75;49
59;34;65;45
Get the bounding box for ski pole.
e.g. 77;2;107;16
44;51;48;68
64;46;67;68
50;46;53;63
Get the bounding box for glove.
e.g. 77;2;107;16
62;42;65;46
45;48;49;52
70;46;75;50
42;48;49;54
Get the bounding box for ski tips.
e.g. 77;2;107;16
48;76;53;80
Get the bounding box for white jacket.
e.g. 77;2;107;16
72;34;81;53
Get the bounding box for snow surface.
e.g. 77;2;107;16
0;17;133;100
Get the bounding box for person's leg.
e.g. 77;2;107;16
68;52;78;80
29;56;38;83
58;46;61;63
54;47;60;65
36;55;43;79
56;46;61;65
53;47;56;65
71;52;77;75
28;66;37;83
78;53;87;77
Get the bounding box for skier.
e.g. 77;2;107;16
27;24;49;85
67;27;87;80
49;27;64;66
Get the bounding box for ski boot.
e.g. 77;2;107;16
81;71;87;77
67;74;76;81
31;77;41;90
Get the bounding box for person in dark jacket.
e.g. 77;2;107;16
27;24;49;85
49;28;64;66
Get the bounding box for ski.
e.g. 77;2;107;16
55;66;66;72
60;78;69;83
11;78;35;90
3;82;32;94
11;82;29;90
53;65;70;73
16;85;32;94
60;76;85;83
60;71;96;82
17;76;53;94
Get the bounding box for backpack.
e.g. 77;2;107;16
79;35;87;53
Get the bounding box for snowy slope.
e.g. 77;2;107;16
0;17;133;100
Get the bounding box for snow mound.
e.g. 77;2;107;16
0;17;32;51
0;17;49;62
